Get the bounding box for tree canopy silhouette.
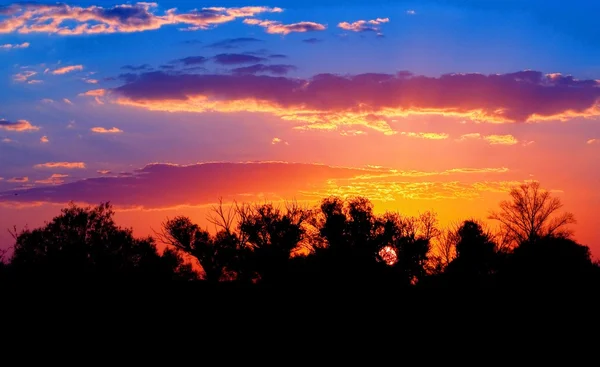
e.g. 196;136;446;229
9;202;196;281
1;182;598;289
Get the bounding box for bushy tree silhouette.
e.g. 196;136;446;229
9;202;195;281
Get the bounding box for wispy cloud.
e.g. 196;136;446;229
212;53;266;65
243;19;326;35
40;135;49;143
7;177;28;183
0;41;29;49
0;119;40;132
406;10;416;15
35;173;68;185
33;162;86;169
588;139;598;145
271;137;289;145
63;98;73;105
206;37;263;49
232;64;296;75
91;127;123;134
483;134;519;145
13;70;37;82
458;133;520;146
302;38;322;44
338;18;389;33
121;64;150;71
401;132;449;140
51;65;83;75
0;3;282;35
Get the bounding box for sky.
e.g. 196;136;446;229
0;0;599;256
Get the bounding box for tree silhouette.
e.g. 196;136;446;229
9;202;194;281
158;216;238;282
489;181;576;244
237;201;309;284
446;220;498;283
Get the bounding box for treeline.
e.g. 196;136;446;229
1;181;598;288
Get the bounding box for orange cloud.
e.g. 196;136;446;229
401;132;449;140
13;70;37;82
40;136;49;143
97;170;111;175
0;119;40;132
0;3;282;35
80;89;106;96
271;137;288;145
484;134;519;145
0;41;29;49
109;71;600;134
338;18;389;32
35;173;68;185
458;133;520;146
91;127;123;133
7;177;28;183
587;139;598;145
243;18;326;35
33;162;86;169
51;65;83;75
63;98;73;105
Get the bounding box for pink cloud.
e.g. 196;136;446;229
0;119;40;132
33;162;86;169
338;18;389;32
40;136;49;143
108;70;600;134
0;3;282;35
243;18;326;35
91;127;123;134
35;173;68;185
13;70;37;82
51;65;83;75
7;177;28;183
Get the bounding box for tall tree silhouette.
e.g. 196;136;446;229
489;181;575;244
446;220;498;284
10;202;195;281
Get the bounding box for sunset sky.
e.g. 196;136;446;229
0;0;599;256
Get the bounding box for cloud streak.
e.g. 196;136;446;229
231;64;296;75
33;162;86;169
51;65;84;75
206;37;262;49
0;41;29;49
91;127;123;134
108;70;600;134
0;162;513;209
338;18;389;33
212;53;266;65
0;119;40;132
0;3;283;35
243;18;326;35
